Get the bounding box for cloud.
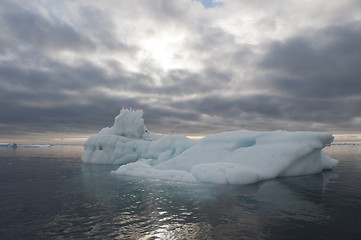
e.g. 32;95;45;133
0;0;361;142
1;2;94;55
260;23;361;99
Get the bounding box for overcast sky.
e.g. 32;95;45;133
1;0;361;143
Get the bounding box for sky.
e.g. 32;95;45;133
1;0;361;143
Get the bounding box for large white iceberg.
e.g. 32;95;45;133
82;109;338;185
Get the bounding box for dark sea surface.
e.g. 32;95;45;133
0;144;360;240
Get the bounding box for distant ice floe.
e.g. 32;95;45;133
0;142;17;148
25;144;51;148
82;109;338;185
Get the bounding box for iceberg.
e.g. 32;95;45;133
82;109;338;185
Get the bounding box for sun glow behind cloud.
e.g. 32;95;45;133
140;33;185;71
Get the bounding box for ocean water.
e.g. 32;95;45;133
0;144;360;240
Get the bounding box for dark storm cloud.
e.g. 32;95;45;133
260;23;361;99
171;95;281;118
0;59;121;94
0;56;196;136
0;60;147;134
0;98;141;136
171;93;361;130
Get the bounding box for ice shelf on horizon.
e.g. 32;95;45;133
82;108;338;185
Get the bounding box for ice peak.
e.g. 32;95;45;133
104;108;147;138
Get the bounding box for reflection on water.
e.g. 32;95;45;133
257;172;338;222
41;163;340;239
0;145;361;239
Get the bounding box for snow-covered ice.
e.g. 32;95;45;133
82;109;338;185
